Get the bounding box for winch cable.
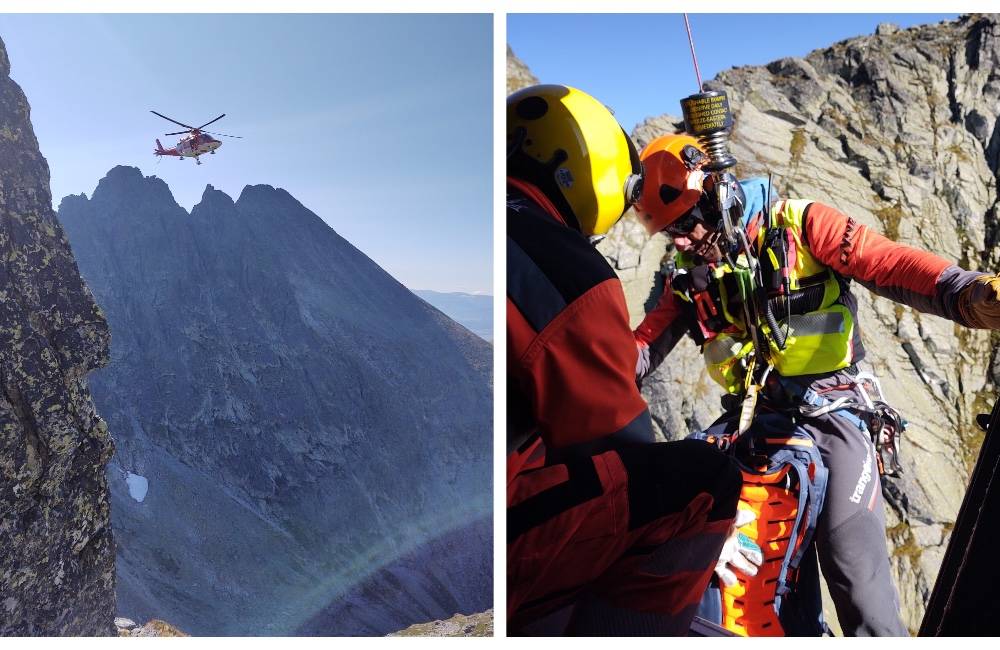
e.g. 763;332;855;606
678;15;780;436
683;14;704;93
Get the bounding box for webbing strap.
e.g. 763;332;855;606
759;449;826;600
774;458;810;601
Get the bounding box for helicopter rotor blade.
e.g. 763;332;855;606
151;110;195;130
196;114;226;130
164;130;192;136
204;131;243;139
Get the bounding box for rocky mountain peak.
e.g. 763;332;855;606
0;36;9;76
91;166;176;209
59;166;493;635
506;45;539;95
236;182;285;204
57;191;90;214
193;183;236;213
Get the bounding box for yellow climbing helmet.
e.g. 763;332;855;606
507;84;642;237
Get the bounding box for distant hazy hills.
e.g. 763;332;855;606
414;290;492;342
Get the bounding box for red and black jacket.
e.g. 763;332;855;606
507;178;653;479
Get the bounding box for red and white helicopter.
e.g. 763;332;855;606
151;111;242;165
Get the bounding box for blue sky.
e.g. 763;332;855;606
509;13;960;133
0;14;492;294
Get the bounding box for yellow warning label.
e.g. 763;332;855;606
683;93;732;133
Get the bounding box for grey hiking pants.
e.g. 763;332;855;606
789;371;909;637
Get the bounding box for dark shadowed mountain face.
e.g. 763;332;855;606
57;166;493;636
414;290;492;342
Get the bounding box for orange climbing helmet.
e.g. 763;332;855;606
634;133;708;236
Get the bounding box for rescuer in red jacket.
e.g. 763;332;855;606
631;133;1000;636
507;85;744;636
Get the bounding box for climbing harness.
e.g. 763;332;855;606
794;370;906;478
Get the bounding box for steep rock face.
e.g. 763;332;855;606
0;37;115;635
509;14;1000;633
58;168;492;635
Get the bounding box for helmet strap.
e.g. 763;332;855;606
507;126;527;160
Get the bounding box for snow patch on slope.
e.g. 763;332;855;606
125;472;148;503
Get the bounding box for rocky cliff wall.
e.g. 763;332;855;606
0;36;115;635
509;14;1000;633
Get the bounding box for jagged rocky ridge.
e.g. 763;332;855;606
0;36;115;635
510;14;1000;634
58;167;493;635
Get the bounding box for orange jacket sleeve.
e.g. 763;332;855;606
804;202;982;323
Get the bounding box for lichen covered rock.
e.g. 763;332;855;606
0;36;115;635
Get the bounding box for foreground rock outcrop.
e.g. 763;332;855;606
388;609;493;637
115;618;187;637
510;13;1000;634
0;36;115;635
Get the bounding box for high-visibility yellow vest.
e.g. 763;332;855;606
673;200;856;393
